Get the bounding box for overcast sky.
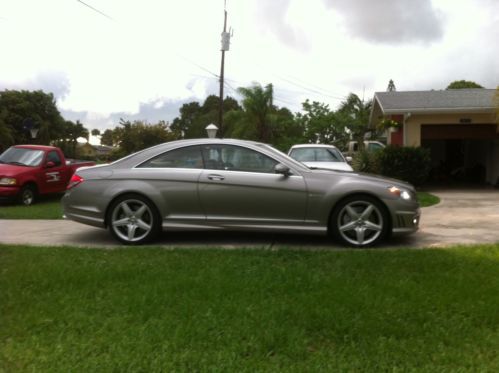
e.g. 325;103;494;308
1;0;498;134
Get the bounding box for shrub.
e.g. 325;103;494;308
351;150;380;174
377;146;431;186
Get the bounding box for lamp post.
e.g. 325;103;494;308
205;124;218;139
23;118;38;140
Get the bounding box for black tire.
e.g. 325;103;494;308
107;194;161;245
330;195;389;247
19;185;36;206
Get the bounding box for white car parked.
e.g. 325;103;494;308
288;144;353;172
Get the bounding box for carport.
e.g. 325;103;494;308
370;89;499;185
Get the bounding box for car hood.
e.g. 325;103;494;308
0;163;33;178
303;161;353;172
308;166;415;190
351;171;415;190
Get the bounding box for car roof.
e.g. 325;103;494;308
108;138;311;172
289;144;340;149
13;145;57;151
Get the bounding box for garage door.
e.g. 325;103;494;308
421;124;498;140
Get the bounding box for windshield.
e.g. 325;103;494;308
0;147;45;167
289;147;346;163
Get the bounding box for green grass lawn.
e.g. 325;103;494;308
417;191;441;207
2;245;499;371
0;195;63;219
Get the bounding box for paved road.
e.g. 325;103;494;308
1;190;499;249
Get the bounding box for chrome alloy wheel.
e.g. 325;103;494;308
111;198;154;243
336;200;384;246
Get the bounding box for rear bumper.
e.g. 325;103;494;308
61;193;106;228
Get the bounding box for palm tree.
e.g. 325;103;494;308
237;83;274;143
63;120;89;157
338;93;373;150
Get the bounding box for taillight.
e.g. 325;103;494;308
67;174;84;190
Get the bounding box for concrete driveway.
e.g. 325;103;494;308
1;190;498;249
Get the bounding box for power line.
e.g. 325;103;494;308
272;74;345;100
77;0;113;20
280;72;345;97
180;55;219;79
250;62;347;100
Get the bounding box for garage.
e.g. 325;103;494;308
421;124;499;185
370;89;499;186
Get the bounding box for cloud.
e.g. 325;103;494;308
0;70;71;100
255;0;311;50
322;0;444;44
60;97;192;131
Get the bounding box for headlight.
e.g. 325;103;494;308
388;186;412;200
0;177;17;186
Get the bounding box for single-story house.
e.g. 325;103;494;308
370;89;499;185
77;143;115;159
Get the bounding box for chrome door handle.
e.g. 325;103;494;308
208;174;225;181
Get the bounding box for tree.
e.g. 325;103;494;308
111;119;179;156
337;93;374;151
100;129;114;146
0;90;65;145
387;79;396;92
91;129;101;137
170;96;241;138
446;80;483;89
296;100;348;147
267;107;305;151
0;108;14;152
57;120;89;158
237;83;275;143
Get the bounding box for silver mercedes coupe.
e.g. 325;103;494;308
62;139;420;246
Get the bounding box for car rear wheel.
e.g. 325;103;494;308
331;196;389;247
19;185;36;206
108;195;160;245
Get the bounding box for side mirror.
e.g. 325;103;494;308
46;161;55;168
274;163;291;176
345;156;353;163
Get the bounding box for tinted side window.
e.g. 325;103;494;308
47;151;62;166
202;145;278;173
138;146;203;169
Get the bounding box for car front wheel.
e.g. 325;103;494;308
108;195;160;245
19;185;36;206
331;196;389;247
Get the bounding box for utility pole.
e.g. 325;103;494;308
219;1;231;136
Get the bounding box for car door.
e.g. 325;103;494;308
39;150;68;193
198;144;307;225
135;145;204;221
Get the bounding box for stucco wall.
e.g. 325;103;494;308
404;112;497;146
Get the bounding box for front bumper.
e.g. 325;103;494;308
0;186;21;200
392;207;421;235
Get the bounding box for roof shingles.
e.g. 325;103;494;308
375;89;495;113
